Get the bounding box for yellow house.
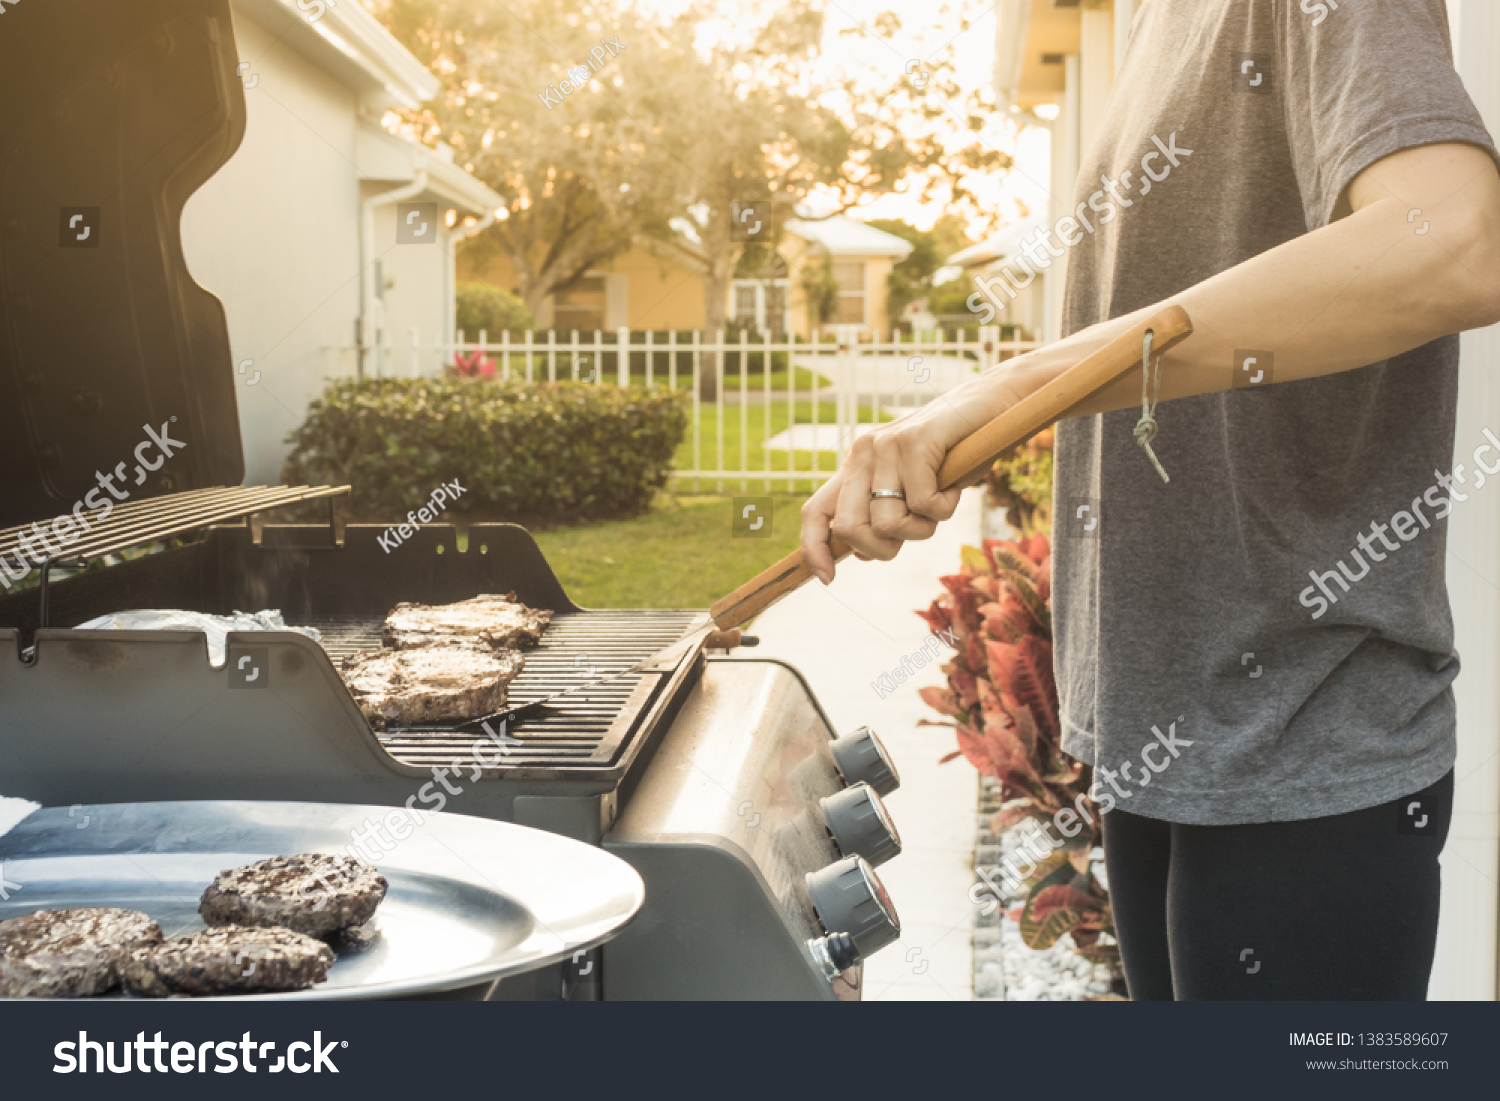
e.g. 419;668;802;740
456;234;707;332
752;213;913;338
457;213;912;338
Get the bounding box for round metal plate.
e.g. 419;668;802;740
0;801;644;1000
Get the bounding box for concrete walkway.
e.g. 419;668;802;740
789;353;980;400
751;488;982;1001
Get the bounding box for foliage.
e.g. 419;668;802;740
373;0;676;315
867;215;971;328
632;1;1009;373
917;532;1117;962
370;0;1009;395
733;243;785;280
455;282;535;337
926;272;978;317
986;428;1054;536
798;253;840;329
449;350;497;378
283;378;687;523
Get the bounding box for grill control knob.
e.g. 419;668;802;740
820;782;901;867
829;726;900;795
807;931;861;980
806;855;900;959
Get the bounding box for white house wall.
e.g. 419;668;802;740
366;195;450;375
180;5;362;486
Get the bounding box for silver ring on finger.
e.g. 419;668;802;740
870;489;906;501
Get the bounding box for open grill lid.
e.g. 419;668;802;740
0;0;247;530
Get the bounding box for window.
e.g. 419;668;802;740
764;285;786;333
734;285;757;320
832;260;865;325
730;279;790;335
552;275;606;332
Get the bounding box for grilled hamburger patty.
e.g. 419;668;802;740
199;854;387;938
0;908;163;998
341;645;524;726
382;593;552;651
122;925;334;997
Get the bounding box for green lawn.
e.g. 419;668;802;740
527;494;805;609
671;399;891;496
494;354;829;394
693;363;830;392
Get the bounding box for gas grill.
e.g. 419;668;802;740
0;513;904;999
0;0;906;1000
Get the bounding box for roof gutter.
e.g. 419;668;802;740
442;208;500;349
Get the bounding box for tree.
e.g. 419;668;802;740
868;215;972;329
372;0;675;318
456;282;535;336
798;250;839;329
628;1;1009;394
369;0;1010;396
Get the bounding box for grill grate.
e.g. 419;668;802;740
296;609;704;773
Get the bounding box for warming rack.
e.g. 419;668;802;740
0;484;349;627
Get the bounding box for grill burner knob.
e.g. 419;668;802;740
805;855;900;960
829;726;899;795
820;782;901;867
807;931;861;981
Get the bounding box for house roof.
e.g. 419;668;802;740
664;216;711;263
233;0;440;110
993;0;1075;110
946;216;1047;268
357;121;503;215
655;208;915;265
784;214;915;258
231;1;499;214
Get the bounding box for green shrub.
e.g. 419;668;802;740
986;430;1054;536
283;378;689;522
455;281;534;336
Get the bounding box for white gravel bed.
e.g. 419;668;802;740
972;776;1121;1001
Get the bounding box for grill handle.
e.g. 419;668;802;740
703;629;757;651
708;305;1194;631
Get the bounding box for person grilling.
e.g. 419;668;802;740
800;0;1500;999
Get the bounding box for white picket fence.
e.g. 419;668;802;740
324;325;1038;491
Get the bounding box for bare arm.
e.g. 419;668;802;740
801;141;1500;581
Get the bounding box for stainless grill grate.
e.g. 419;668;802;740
296;609;704;773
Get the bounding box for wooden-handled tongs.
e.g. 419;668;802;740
708;304;1193;630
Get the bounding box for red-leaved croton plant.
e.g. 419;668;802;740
918;533;1117;960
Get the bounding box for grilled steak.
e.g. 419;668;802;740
122;925;335;997
382;593;552;652
0;908;162;998
341;645;524;727
199;854;387;938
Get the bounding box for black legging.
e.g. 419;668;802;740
1102;770;1454;1000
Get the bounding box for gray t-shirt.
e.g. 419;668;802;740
1053;0;1498;825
